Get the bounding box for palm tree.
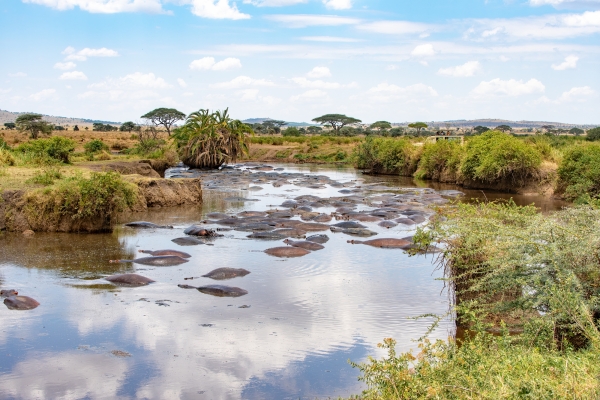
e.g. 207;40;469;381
173;109;252;169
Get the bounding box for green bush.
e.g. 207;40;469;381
0;148;15;166
354;137;418;174
27;167;63;185
15;136;76;164
414;140;464;180
282;127;302;137
557;143;600;201
586;127;600;141
461;131;542;185
0;137;10;150
84;139;109;154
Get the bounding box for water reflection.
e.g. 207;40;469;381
0;163;566;399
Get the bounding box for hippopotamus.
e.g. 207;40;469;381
202;268;251;280
235;223;275;232
264;246;311;258
1;290;40;310
139;249;191;258
247;232;288;240
347;238;412;249
306;234;330;244
125;221;173;229
172;237;205;246
330;227;378;237
184;226;224;237
206;212;230;220
312;214;332;223
299;212;320;221
110;256;189;266
378;220;398;229
197;285;248;297
408;215;427;224
395;218;417;225
294;222;330;232
105;274;155;286
333;221;367;229
283;239;324;251
237;211;267;217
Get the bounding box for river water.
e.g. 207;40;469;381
0;164;567;399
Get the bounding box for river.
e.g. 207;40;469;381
0;163;567;399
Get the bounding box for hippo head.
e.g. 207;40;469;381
0;289;18;298
283;239;291;245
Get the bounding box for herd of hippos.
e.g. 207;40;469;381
2;164;463;312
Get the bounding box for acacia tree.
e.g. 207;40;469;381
312;114;362;134
474;126;490;134
172;108;252;169
408;122;428;135
495;125;512;132
120;121;138;133
4;122;15;130
370;121;392;134
141;108;186;136
569;127;584;136
15;113;53;139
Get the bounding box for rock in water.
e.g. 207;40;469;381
264;247;311;258
347;238;412;249
306;234;330;244
172;237;205;246
202;268;251;280
139;249;192;258
283;239;324;251
1;290;40;310
197;285;248;297
125;221;173;229
105;274;155;286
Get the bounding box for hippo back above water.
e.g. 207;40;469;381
1;290;40;310
125;221;173;229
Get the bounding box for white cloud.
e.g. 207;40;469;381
54;62;77;70
552;55;579;70
210;75;275;89
212;57;242;70
290;89;328;102
471;78;545;97
243;0;307;6
177;78;188;88
236;88;281;105
323;0;351;9
530;0;600;9
358;21;434;35
29;89;56;101
368;82;438;96
238;88;260;100
438;61;481;77
189;57;242;70
291;77;341;89
187;0;250;20
8;72;27;77
557;86;595;102
89;72;171;90
306;66;331;78
299;36;362;42
59;71;88;80
266;14;360;28
64;47;119;61
411;44;435;56
22;0;165;14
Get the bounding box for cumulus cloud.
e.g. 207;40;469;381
323;0;352;9
22;0;165;14
209;75;275;89
89;72;171;90
411;44;435;56
530;0;600;9
187;0;250;19
471;78;545;96
438;61;481;77
59;71;88;80
551;55;579;70
290;89;328;102
236;88;281;105
557;86;595;102
358;21;434;35
54;62;77;70
63;47;119;61
243;0;307;6
299;36;362;42
306;66;331;78
265;14;360;28
363;83;437;103
29;89;56;101
177;78;188;88
291;77;341;89
189;57;242;70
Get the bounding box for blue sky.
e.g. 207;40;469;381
1;0;599;123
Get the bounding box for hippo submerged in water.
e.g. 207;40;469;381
139;249;191;258
110;256;189;266
105;274;155;287
283;239;324;251
184;226;224;237
1;290;40;310
178;284;248;297
125;221;173;229
347;238;412;249
264;246;311;258
171;237;205;246
202;268;250;280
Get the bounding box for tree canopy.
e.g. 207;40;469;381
15;113;53;139
370;121;392;131
312;114;362;133
120;121;138;133
4;122;15;130
141;108;186;136
474;126;490;134
495;125;512;132
586;127;600;141
93;122;118;132
569;127;584;136
408;122;428;134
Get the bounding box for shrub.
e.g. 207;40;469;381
557;143;600;201
282;127;302;137
354;137;418;175
414;140;464;180
84;139;109;154
15;136;76;164
0;148;15;166
27;167;63;185
586;127;600;141
460;130;542;185
0;137;10;150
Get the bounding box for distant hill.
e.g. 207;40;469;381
0;109;120;127
394;119;598;129
242;118;317;127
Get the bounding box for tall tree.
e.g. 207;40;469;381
370;121;392;133
408;122;428;135
120;121;138;133
495;125;512;132
473;126;490;134
569;127;584;136
141;108;186;136
15;113;53;139
4;122;15;130
312;114;362;134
